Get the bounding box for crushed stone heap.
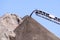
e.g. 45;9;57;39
11;16;60;40
0;14;23;40
0;14;60;40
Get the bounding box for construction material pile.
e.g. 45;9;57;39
0;14;60;40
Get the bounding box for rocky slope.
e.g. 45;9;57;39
0;14;60;40
11;16;60;40
0;14;23;40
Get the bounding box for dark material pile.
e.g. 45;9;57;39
10;16;60;40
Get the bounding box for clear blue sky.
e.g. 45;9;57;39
0;0;60;38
